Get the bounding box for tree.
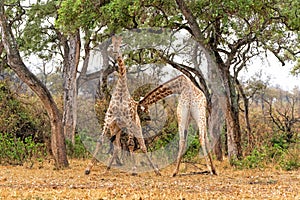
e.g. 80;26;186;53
174;0;300;161
19;0;109;145
238;73;269;151
22;0;81;145
0;1;69;169
56;0;111;145
61;31;81;145
56;0;300;162
263;87;300;142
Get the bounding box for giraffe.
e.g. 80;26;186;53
85;36;160;176
139;75;217;176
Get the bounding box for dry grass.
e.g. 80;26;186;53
0;159;299;199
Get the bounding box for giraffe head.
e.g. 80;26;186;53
137;101;151;122
112;35;122;58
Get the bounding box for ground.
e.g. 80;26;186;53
0;159;299;199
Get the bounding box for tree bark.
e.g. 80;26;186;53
219;64;242;161
61;31;81;145
236;79;254;151
0;4;69;169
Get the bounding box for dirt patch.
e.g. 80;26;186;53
0;160;299;199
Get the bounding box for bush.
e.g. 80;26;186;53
0;80;50;144
232;148;266;169
0;80;49;165
279;143;300;171
0;133;46;165
66;134;91;159
183;126;200;162
232;133;300;170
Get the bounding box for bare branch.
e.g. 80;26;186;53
263;98;285;131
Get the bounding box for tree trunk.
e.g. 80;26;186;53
0;5;69;169
208;96;223;161
62;31;81;145
225;106;242;161
222;69;242;161
236;79;254;151
210;46;242;161
213;137;223;161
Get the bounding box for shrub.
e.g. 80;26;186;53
279;143;300;171
0;133;46;165
232;132;300;171
232;148;266;169
0;80;50;144
66;134;91;159
183;126;200;162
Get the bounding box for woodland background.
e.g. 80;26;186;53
0;0;299;186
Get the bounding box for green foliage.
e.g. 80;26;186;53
66;134;90;159
183;131;200;161
232;148;266;169
232;133;300;170
56;0;179;34
279;0;300;30
148;121;201;162
20;0;58;60
145;120;178;162
98;0;138;33
0;80;49;141
279;151;300;171
150;120;178;150
291;58;300;75
277;139;300;171
56;0;102;33
0;80;51;162
0;133;46;165
1;81;35;139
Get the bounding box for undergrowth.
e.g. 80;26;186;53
232;134;300;171
66;134;91;159
0;133;46;165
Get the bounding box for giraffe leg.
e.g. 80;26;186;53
136;134;161;176
107;128;121;172
119;132;129;165
199;128;217;175
172;103;189;177
107;131;123;166
85;139;101;175
85;124;109;175
114;152;123;166
172;127;188;177
192;105;217;175
127;134;137;175
130;118;161;176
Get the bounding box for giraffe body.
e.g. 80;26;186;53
140;75;217;176
85;36;160;175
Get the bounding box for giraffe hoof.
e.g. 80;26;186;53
85;169;91;175
212;169;217;175
131;172;138;176
171;173;177;177
155;170;161;176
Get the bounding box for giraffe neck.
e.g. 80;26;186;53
139;75;188;109
117;55;126;78
111;35;129;96
111;55;131;101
